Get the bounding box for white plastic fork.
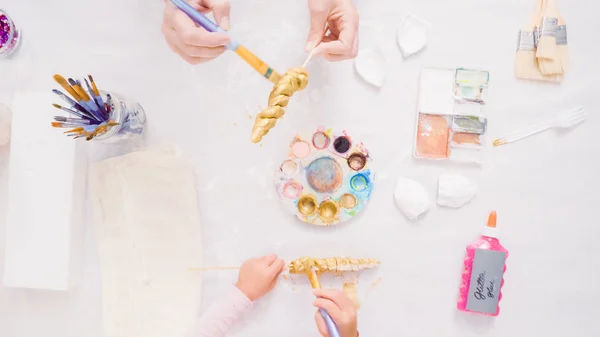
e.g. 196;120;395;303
494;106;587;146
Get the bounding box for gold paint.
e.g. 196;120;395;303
297;195;318;216
288;257;380;274
251;68;309;143
343;282;360;309
339;194;358;209
318;200;339;223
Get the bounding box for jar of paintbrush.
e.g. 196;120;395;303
51;74;147;142
92;92;146;143
0;10;22;58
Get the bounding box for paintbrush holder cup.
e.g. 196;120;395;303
93;92;146;143
0;10;22;58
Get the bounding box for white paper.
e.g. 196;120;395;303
89;145;203;337
3;92;86;290
397;14;430;58
438;173;478;208
418;68;455;114
354;48;387;87
393;176;430;220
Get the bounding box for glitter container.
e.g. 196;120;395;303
0;10;22;58
93;92;146;143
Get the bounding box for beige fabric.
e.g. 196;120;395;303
89;145;203;337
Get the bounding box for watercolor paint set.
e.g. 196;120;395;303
414;67;489;164
274;128;374;226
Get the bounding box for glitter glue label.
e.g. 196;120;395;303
457;211;508;316
465;249;506;314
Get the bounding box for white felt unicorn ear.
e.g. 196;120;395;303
397;13;430;58
394;176;430;220
354;47;387;87
437;173;478;208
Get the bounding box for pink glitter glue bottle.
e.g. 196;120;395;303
457;211;508;316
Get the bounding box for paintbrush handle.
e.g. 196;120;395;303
169;0;280;83
170;0;238;50
499;124;553;144
319;309;341;337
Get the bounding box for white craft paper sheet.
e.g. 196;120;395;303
89;145;203;337
3;92;86;290
418;68;455;114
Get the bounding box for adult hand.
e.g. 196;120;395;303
162;0;231;64
313;289;359;337
235;254;285;301
306;0;359;62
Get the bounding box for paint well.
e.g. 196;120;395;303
318;200;339;223
347;153;367;171
312;131;330;149
297;195;317;216
280;160;298;177
339;193;358;209
416;113;449;159
306;157;344;193
451;132;481;146
283;181;302;199
350;174;369;192
333;136;351;154
292;141;310;158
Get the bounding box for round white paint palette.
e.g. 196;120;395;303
275;128;374;226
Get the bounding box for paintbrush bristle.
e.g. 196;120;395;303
53;74;81;100
54;116;67;122
64;127;84;134
88;75;101;95
52;103;62;109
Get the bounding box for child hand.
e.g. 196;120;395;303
313;289;358;337
235;254;285;301
161;0;231;64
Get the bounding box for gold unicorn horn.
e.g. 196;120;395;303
251;67;309;143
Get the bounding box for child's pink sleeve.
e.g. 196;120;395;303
188;284;254;337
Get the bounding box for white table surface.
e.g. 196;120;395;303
1;0;600;336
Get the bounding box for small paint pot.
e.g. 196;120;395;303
333;136;351;154
297;195;318;216
283;181;302;199
280;160;298;177
92;92;147;143
339;193;358;209
0;10;22;58
350;174;369;192
291;140;310;159
312;131;330;149
347;153;367;171
318;200;339;223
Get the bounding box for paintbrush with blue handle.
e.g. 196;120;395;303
169;0;281;84
307;267;341;337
